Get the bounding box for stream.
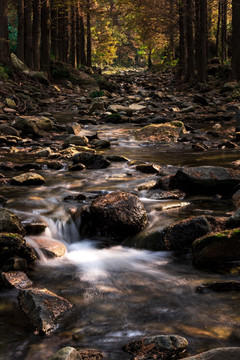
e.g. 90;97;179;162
0;118;240;360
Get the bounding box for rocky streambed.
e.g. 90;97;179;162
0;67;240;360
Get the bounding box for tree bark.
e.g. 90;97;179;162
221;0;227;63
186;0;195;81
198;0;207;82
24;0;33;68
232;0;240;79
51;0;58;60
32;0;41;70
71;4;77;67
178;0;187;80
17;0;25;62
41;0;50;73
86;0;92;67
215;0;221;57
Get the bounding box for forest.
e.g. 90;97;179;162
1;1;240;360
0;0;240;81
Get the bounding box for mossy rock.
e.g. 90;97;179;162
134;121;185;142
192;228;240;270
0;233;36;266
0;208;25;235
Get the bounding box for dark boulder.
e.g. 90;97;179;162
0;233;36;267
171;166;240;196
80;191;148;240
72;152;110;169
192;228;240;270
0;208;25;234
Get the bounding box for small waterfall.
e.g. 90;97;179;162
44;216;81;245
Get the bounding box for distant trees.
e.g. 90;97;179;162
232;0;240;80
0;0;240;83
0;0;10;66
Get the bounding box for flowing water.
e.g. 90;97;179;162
0;119;240;360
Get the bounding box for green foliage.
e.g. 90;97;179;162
0;64;11;79
90;90;105;98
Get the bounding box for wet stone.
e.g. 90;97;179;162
123;334;188;360
0;271;33;289
18;288;73;334
10;172;46;186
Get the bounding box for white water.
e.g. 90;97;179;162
41;217;172;284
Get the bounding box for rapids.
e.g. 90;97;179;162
0;119;240;360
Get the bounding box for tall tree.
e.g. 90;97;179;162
186;0;195;81
232;0;240;79
86;0;92;67
76;0;87;66
32;0;41;70
41;0;50;73
17;0;25;62
24;0;33;68
0;0;10;66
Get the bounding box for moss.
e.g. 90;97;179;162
170;121;184;128
90;90;104;98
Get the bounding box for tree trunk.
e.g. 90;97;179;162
215;0;221;57
186;0;195;81
148;51;152;69
17;0;25;62
24;0;33;69
0;0;10;66
221;0;227;63
232;0;240;79
178;0;187;80
76;0;86;67
41;0;50;73
198;0;207;82
86;0;92;67
71;4;77;67
51;0;58;60
32;0;41;70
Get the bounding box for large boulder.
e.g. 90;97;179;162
11;53;29;72
80;191;148;240
124;216;220;251
10;172;45;186
51;61;99;90
123;335;188;360
134;121;185;142
171;166;240;196
192;228;240;270
72;152;110;169
0;208;25;234
13;116;53;138
184;347;240;360
0;233;36;267
18;288;73;334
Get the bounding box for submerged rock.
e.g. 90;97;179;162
196;280;240;293
183;347;240;360
171;166;240;196
123;334;188;360
192;228;240;270
80;191;148;240
72;152;110;169
51;347;104;360
0;208;25;234
10;172;45;186
18;288;73;334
